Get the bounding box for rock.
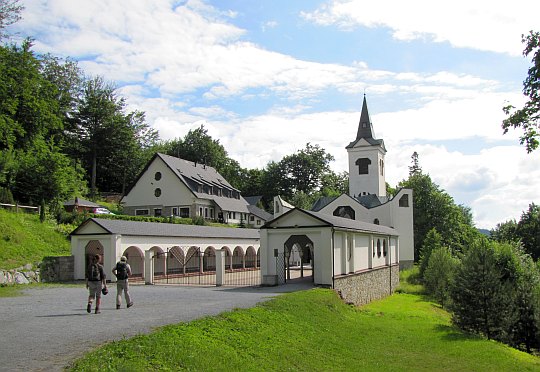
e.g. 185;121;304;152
24;263;33;270
14;272;29;284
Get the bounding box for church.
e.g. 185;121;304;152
260;96;414;305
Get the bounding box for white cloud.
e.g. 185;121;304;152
301;0;539;56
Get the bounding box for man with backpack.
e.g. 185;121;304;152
112;255;133;309
86;254;107;314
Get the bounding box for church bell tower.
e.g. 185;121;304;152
346;96;386;198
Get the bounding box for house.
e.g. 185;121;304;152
121;153;271;227
63;197;101;213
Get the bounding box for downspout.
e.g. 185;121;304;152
389;235;392;295
331;227;335;289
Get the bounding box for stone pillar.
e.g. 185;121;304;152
144;250;154;285
215;249;225;287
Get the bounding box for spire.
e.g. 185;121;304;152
356;94;374;140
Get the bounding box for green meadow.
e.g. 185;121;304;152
69;287;540;371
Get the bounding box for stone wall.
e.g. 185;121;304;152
40;256;74;282
0;263;40;284
333;264;399;306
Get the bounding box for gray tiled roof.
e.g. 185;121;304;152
247;205;272;221
63;198;101;207
71;218;260;239
311;196;338;212
263;208;397;236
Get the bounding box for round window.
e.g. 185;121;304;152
154;188;161;197
155;172;162;181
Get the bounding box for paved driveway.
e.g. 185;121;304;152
0;281;313;371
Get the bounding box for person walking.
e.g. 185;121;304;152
86;254;107;314
112;256;133;309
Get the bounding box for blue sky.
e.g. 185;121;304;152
10;0;540;229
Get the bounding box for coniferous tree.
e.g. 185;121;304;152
419;228;443;279
424;246;458;307
450;238;512;340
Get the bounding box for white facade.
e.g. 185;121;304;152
70;219;260;281
260;209;399;286
347;139;386;198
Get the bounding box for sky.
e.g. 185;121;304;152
9;0;540;229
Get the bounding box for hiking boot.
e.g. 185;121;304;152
127;302;133;308
87;303;92;313
116;304;121;310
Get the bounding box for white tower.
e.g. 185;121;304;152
346;96;386;198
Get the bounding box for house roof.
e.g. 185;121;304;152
247;205;272;221
244;196;262;205
124;153;249;213
63;197;101;208
71;218;260;239
263;208;398;236
311;196;338;212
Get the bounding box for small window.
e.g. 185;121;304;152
373;218;380;225
172;207;178;216
180;207;190;218
154;188;161;197
135;209;149;216
154;208;162;217
399;194;409;207
257;219;261;225
155;172;162;181
275;202;279;213
250;215;255;221
377;239;381;258
383;240;387;257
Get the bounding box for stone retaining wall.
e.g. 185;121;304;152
0;256;74;285
334;264;399;306
40;256;74;282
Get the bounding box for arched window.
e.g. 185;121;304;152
399;194;409;207
373;218;380;225
377;239;381;258
383;240;387;257
355;158;371;175
333;206;355;220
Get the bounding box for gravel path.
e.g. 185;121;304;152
0;281;313;371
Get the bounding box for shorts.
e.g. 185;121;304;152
88;281;102;298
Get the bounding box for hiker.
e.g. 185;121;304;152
86;254;107;314
112;255;133;309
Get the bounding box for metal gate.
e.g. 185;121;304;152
153;247;216;286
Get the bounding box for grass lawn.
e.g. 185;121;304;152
0;209;70;269
69;288;540;371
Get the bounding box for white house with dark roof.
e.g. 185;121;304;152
121;153;271;227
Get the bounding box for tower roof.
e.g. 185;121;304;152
357;95;374;140
346;95;386;151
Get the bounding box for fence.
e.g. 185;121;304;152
151;248;261;287
0;203;40;214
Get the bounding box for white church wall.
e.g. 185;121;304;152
347;145;386;198
354;235;370;271
333;231;344;275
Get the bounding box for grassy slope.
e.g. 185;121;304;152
0;209;70;269
70;289;540;371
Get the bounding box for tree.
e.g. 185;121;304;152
279;143;334;195
0;0;23;40
491;219;519;244
502;31;540;152
450;238;513;340
516;203;540;260
408;151;422;176
399;170;478;260
418;228;443;278
424;246;458;307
